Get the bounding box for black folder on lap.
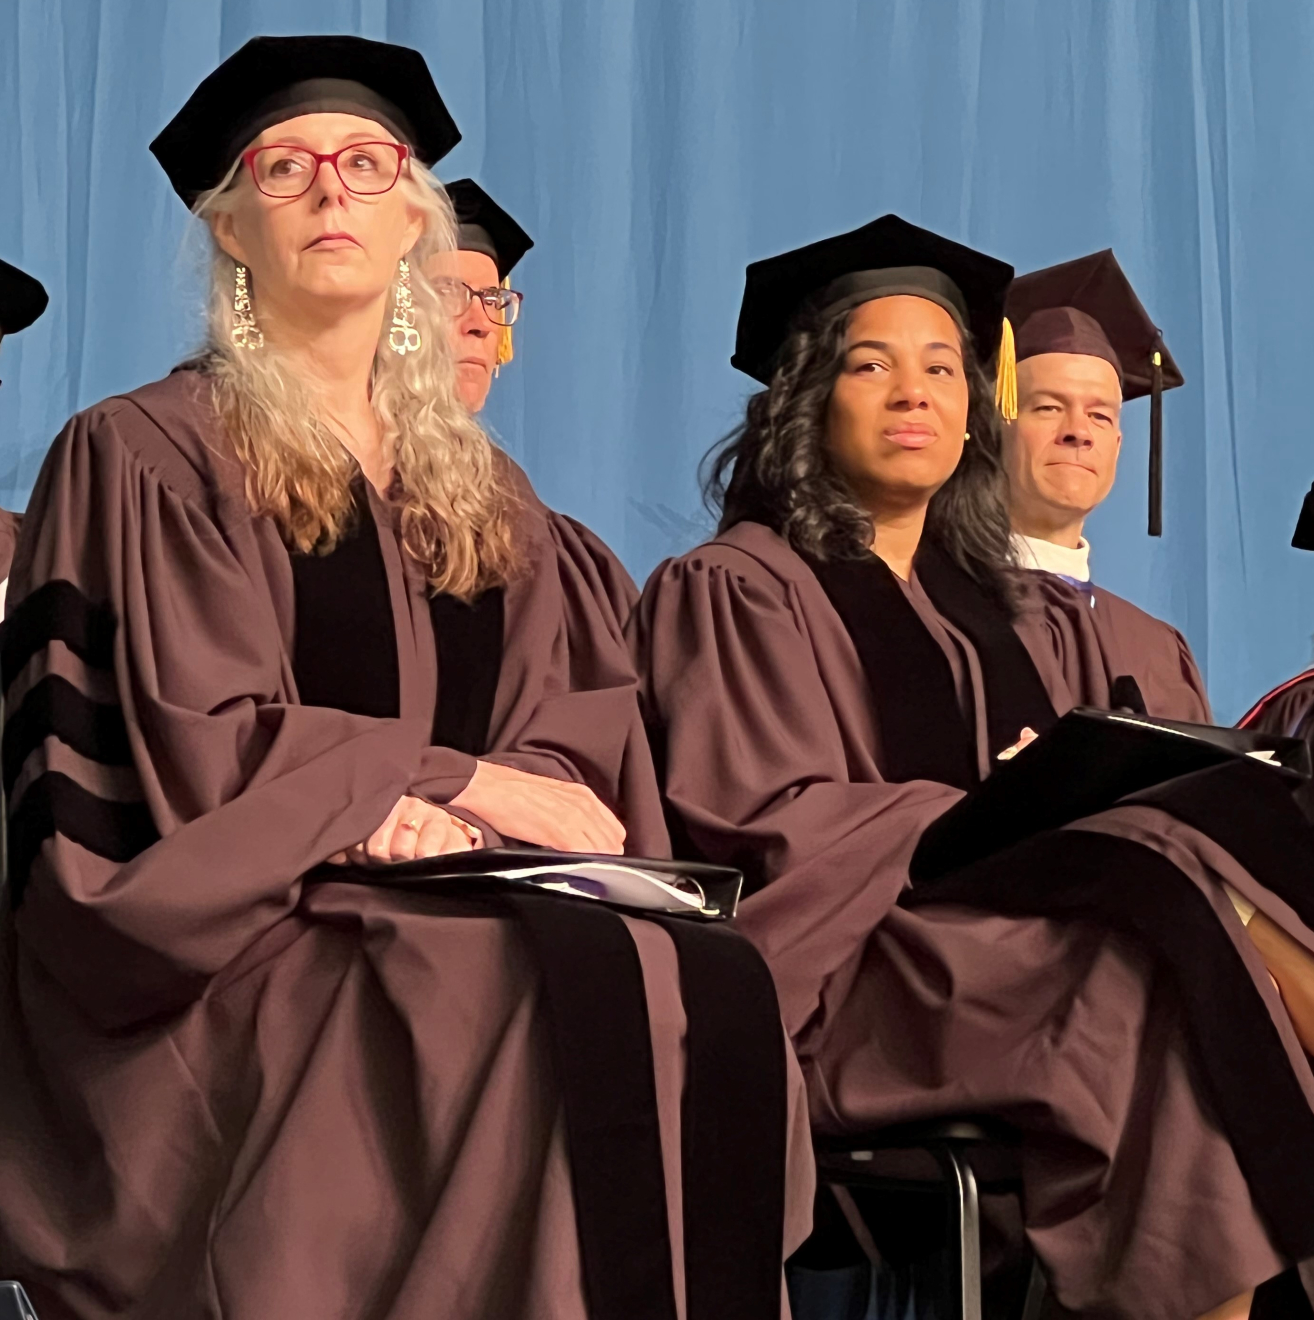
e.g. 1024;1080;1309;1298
308;848;744;920
909;707;1311;883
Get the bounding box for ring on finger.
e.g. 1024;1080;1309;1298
449;817;482;847
397;819;422;833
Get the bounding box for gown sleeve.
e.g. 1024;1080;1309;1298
4;400;469;1027
1163;624;1212;721
0;508;22;580
557;512;640;640
633;547;963;1033
1015;574;1212;723
1238;671;1314;739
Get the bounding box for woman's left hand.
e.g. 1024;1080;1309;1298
996;727;1040;761
327;794;482;866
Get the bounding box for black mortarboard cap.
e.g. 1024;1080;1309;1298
151;35;461;207
1007;250;1183;536
732;214;1015;391
446;179;534;281
0;259;48;335
1293;484;1314;551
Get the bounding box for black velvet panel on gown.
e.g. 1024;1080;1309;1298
289;483;503;753
807;539;1057;789
289;490;787;1320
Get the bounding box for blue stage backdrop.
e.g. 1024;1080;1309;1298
2;0;1311;720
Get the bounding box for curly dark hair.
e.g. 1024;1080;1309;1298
704;298;1017;605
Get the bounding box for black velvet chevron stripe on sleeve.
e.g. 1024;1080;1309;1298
2;674;133;797
8;772;158;906
1;580;157;906
1;579;117;694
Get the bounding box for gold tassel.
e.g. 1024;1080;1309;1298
994;316;1017;421
496;275;514;367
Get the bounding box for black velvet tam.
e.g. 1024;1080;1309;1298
732;213;1013;385
151;34;460;206
447;179;533;280
0;259;48;335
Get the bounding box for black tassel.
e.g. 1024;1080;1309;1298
1148;346;1163;536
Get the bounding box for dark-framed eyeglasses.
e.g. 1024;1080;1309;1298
241;141;410;199
432;277;523;327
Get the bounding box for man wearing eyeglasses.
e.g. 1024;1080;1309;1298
425;181;642;632
427;179;530;412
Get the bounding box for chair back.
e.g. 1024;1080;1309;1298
0;1282;39;1320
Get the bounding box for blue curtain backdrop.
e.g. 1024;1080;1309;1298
0;0;1310;720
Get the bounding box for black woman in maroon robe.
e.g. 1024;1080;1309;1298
635;214;1314;1320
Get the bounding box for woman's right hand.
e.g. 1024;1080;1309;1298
450;760;626;854
326;794;480;866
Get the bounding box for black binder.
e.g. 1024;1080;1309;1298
910;707;1310;883
307;848;745;920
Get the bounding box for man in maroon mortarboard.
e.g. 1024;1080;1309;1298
424;180;639;628
1003;251;1210;721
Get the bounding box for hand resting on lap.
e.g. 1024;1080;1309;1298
451;760;626;854
327;794;482;866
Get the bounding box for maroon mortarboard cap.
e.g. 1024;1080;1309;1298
732;213;1014;386
150;35;461;208
1014;306;1121;377
1007;250;1183;536
0;259;48;336
446;179;533;280
1008;250;1182;397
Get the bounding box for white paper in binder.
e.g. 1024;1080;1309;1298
484;862;709;913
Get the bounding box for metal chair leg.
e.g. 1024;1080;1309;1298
933;1144;982;1320
1020;1256;1048;1320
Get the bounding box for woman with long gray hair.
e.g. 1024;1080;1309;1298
0;36;814;1319
636;215;1314;1320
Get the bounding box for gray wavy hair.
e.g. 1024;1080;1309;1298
193;158;516;599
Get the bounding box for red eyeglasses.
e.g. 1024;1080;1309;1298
241;141;410;199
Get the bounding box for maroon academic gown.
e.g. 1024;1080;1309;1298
634;520;1314;1320
0;374;814;1320
0;508;20;581
560;514;641;637
0;507;21;618
1086;581;1211;721
1240;668;1314;743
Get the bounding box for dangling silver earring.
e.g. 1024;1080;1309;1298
388;258;421;355
231;264;263;350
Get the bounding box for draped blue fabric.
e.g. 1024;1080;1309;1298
0;0;1310;719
